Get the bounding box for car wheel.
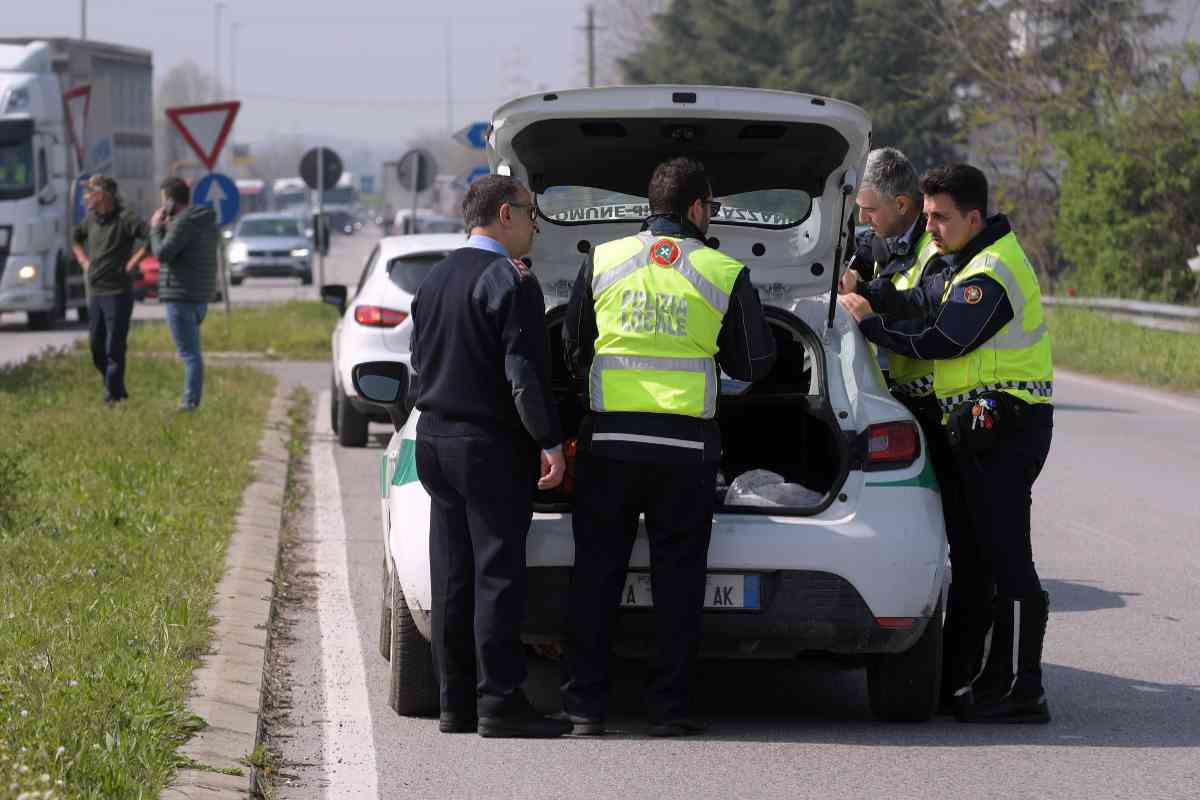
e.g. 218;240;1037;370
388;570;438;717
379;556;393;661
336;390;368;447
866;593;943;722
300;272;314;286
230;276;244;286
329;373;340;434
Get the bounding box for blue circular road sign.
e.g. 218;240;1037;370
193;173;241;227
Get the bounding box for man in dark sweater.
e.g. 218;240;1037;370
409;175;569;739
150;177;219;411
71;175;148;404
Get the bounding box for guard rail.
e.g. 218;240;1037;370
1044;296;1200;333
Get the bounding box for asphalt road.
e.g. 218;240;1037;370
269;371;1200;800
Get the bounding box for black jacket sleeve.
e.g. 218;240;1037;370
858;274;1015;360
409;290;423;375
562;254;596;379
478;259;562;450
715;268;776;381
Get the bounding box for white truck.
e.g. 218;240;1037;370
0;38;153;329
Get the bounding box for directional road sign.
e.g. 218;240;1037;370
73;174;90;225
459;165;489;187
453;121;490;150
63;85;91;167
193;173;240;227
166;101;242;171
300;147;343;191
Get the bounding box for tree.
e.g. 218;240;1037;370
617;0;960;170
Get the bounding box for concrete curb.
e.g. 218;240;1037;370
161;377;292;799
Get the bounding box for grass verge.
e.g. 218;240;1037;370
0;350;275;799
1047;307;1200;393
126;300;339;360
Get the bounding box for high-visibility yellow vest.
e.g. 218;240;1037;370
935;231;1054;413
589;232;742;419
884;231;940;398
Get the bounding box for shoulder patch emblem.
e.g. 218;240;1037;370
650;239;681;267
962;284;984;304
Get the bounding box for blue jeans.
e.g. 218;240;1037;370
165;302;208;408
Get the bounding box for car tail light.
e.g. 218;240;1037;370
354;305;408;328
876;617;916;629
865;421;918;468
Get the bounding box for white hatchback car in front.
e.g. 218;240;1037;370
321;233;465;446
359;85;948;722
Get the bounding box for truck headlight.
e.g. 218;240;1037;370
17;264;38;281
228;242;248;263
290;248;311;258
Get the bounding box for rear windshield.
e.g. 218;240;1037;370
238;218;303;237
387;252;452;294
537;186;812;228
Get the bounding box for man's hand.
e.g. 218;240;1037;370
838;269;860;296
150;207;167;227
838;292;874;323
538;448;565;490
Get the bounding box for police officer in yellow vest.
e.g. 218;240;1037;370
560;157;776;736
840;164;1054;724
840;148;981;712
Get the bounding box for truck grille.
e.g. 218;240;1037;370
248;249;292;257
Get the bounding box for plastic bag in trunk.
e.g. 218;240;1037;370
725;469;824;508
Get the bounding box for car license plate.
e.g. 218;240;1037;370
620;573;760;610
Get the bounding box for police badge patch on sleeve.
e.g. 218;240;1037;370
962;285;984;304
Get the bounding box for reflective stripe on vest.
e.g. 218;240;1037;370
589;232;741;419
884;231;939;396
934;231;1054;411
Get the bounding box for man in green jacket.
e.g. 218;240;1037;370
72;175;148;404
150;177;219;411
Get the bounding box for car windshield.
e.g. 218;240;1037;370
239;218;303;237
387;252;450;294
0;135;34;200
537;186;812;228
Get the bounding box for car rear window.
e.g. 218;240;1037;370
238;218;303;237
537;186;813;228
387;252;451;294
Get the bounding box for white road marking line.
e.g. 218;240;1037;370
313;390;380;798
1056;369;1200;416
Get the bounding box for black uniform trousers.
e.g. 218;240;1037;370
87;291;134;401
415;431;539;717
562;449;719;722
939;400;1054;690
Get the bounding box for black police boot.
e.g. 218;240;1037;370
956;592;1051;724
938;583;992;714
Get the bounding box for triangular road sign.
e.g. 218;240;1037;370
166;101;241;171
63;85;91;167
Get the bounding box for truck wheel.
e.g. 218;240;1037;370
867;593;943;722
388;571;438;717
379;556;393;661
300;272;314;286
27;311;52;331
336;390;368;447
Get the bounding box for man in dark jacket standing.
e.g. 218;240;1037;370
409;175;569;739
71;175;148;404
150;177;219;411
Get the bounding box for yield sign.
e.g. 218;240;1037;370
63;85;91;166
165;101;241;171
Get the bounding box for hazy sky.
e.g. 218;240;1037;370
11;0;603;147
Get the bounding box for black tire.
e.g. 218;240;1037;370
388;571;438;717
379;556;393;661
336;390;368;447
329;373;340;434
300;272;314;286
867;594;943;722
230;277;244;286
27;311;52;330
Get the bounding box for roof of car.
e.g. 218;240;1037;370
377;233;468;259
239;212;305;221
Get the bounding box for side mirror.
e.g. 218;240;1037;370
38;185;58;206
352;360;410;430
321;284;347;315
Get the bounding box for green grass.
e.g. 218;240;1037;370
0;350;274;799
127;300;340;360
1047;307;1200;393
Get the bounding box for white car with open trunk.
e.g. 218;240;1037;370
356;85;949;723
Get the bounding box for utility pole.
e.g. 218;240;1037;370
445;20;454;132
231;22;241;98
580;5;599;88
80;0;87;39
213;2;226;100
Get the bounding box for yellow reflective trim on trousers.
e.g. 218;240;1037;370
590;354;718;419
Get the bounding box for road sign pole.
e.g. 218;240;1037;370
410;152;419;235
219;220;231;320
317;147;325;289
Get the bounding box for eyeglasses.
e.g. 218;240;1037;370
507;202;537;221
704;200;722;214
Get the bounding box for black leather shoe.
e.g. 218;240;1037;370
552;711;605;736
478;708;571;739
648;718;707;737
438;711;478;733
956;689;1051;724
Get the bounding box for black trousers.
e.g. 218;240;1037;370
87;291;134;401
941;401;1054;687
562;450;719;722
415;431;538;717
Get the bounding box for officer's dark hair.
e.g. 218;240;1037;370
462;175;525;232
648;157;711;217
159;176;191;206
919;164;988;218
